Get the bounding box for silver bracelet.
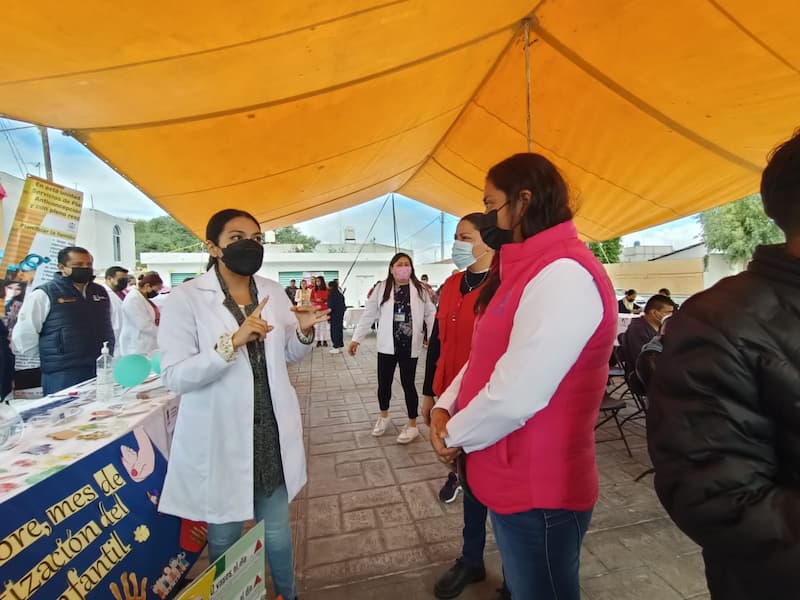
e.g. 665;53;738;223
296;328;315;345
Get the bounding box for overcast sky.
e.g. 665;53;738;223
0;117;701;262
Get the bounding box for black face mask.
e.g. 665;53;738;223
112;279;128;292
479;208;515;250
66;267;94;284
145;290;159;299
220;239;264;276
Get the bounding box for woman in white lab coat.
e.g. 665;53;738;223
157;209;327;600
119;271;163;356
349;252;436;445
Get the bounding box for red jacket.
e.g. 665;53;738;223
433;273;482;396
311;288;328;310
457;221;617;514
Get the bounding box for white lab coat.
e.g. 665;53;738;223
119;289;159;356
157;269;312;523
101;284;124;347
352;280;435;358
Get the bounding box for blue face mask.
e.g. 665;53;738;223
451;240;477;270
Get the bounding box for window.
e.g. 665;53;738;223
170;273;195;286
112;225;122;262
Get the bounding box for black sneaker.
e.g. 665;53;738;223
433;559;486;599
438;472;462;504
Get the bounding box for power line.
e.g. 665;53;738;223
0;118;27;177
399;215;440;246
340;195;391;287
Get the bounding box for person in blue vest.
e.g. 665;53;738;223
12;246;114;395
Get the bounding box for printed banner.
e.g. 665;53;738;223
176;522;266;600
0;428;203;600
0;176;83;308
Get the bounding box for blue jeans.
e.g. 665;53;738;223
461;488;488;568
207;485;295;599
42;364;95;395
490;507;592;600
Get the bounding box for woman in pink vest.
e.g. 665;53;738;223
430;153;617;599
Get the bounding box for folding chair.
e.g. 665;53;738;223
595;392;633;457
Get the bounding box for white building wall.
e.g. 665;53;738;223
141;249;414;308
703;254;742;289
621;245;674;262
653;244;707;260
75;209;136;273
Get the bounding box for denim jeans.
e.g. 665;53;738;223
490;507;592;600
207;485;295;599
461;488;488;568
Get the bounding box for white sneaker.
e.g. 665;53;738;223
372;416;389;437
396;426;420;444
329;348;342;354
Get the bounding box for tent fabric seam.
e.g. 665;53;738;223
0;0;409;87
532;22;762;174
63;21;520;133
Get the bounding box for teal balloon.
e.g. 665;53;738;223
151;352;161;375
113;355;151;388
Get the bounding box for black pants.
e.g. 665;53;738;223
377;351;419;419
330;315;344;348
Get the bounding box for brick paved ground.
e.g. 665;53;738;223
283;332;710;600
187;332;708;598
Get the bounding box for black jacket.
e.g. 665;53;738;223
647;245;800;600
326;289;346;319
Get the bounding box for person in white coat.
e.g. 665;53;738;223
102;266;129;347
158;209;328;600
119;271;163;356
349;252;435;444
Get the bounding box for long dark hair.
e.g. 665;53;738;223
460;212;485;230
314;275;327;291
205;209;260;270
380;253;426;305
475;153;572;314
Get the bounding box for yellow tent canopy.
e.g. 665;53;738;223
1;1;798;240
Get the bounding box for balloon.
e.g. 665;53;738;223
113;355;151;388
151;352;161;375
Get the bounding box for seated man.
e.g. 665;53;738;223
620;294;673;376
618;289;642;314
635;315;672;391
658;287;680;310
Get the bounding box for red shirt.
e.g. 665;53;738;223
432;273;482;396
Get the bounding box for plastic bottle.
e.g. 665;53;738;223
96;341;114;402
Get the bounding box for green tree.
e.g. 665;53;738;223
134;216;203;258
588;237;622;264
700;194;784;266
274;226;319;252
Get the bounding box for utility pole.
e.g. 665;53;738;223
440;211;445;261
39;126;53;181
391;194;398;253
